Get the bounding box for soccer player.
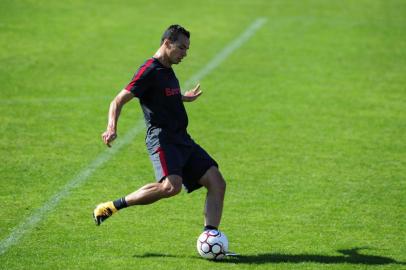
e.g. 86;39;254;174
93;25;226;232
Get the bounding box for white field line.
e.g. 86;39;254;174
0;122;145;255
0;17;267;255
184;17;267;88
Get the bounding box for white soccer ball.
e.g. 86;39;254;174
196;230;228;260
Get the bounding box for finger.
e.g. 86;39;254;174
193;83;200;92
103;134;112;145
106;136;113;147
105;139;111;146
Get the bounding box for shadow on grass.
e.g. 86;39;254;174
133;253;179;259
220;248;405;265
133;247;405;265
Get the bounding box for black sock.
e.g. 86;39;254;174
204;225;218;231
113;197;128;210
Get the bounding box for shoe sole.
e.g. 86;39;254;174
225;252;239;257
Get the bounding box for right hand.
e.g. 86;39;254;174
102;130;117;147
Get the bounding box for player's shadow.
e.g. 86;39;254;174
219;247;405;265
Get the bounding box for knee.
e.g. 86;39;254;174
161;184;182;197
204;167;226;194
216;176;226;195
161;177;182;197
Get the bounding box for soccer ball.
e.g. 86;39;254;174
196;230;228;260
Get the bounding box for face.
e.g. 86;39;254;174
166;34;190;65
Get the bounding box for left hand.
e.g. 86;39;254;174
182;83;202;102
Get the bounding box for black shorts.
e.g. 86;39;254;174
147;141;218;193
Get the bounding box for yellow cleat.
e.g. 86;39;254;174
93;201;117;226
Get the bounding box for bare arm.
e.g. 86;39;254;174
102;89;134;147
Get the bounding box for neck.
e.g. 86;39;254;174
153;48;171;68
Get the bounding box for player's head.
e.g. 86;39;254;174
161;24;190;45
161;24;190;65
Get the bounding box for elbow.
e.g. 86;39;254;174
112;96;124;108
110;89;133;109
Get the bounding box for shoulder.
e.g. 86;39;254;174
136;58;158;77
133;58;159;80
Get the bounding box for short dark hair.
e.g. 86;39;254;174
160;24;190;45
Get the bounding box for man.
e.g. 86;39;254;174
93;25;226;232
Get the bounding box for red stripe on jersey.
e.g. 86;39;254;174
157;147;169;176
125;58;155;91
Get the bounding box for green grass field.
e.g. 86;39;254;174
1;0;405;269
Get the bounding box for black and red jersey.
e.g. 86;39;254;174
125;57;192;146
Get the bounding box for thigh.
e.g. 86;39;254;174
149;144;185;182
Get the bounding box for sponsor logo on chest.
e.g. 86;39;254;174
165;87;181;97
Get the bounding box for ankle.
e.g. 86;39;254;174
204;225;218;231
113;197;128;210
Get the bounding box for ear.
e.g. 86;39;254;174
163;39;172;49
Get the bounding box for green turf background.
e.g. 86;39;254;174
1;0;405;269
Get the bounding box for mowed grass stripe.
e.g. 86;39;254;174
0;17;267;256
0;122;144;256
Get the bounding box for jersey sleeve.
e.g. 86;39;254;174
125;58;155;98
